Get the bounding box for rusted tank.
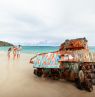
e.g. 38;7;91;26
30;37;95;92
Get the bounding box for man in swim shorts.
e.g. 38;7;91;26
17;45;22;59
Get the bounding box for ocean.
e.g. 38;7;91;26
0;46;95;54
0;46;59;54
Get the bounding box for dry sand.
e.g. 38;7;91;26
0;51;95;97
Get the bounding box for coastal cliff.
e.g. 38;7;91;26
0;41;13;46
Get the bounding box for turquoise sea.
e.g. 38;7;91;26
0;46;95;54
0;46;59;54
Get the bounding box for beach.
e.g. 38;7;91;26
0;51;95;97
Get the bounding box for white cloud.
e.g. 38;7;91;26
0;0;95;45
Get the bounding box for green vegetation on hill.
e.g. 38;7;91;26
0;41;13;46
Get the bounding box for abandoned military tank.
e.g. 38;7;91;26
30;37;95;92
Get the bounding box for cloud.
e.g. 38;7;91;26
0;0;95;46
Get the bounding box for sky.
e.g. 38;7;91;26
0;0;95;46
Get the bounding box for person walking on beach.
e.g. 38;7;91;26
13;46;17;60
17;45;22;59
8;47;12;60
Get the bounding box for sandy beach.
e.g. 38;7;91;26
0;51;95;97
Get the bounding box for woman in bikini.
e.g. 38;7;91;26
13;46;17;60
8;47;12;60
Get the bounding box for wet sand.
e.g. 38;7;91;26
0;51;95;97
